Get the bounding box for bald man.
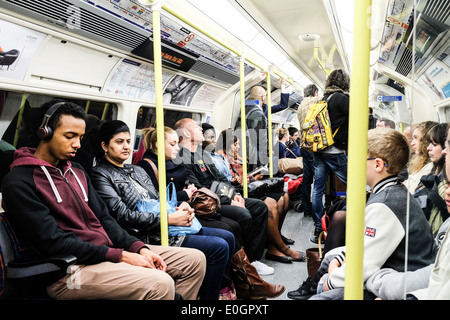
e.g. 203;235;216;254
235;79;289;171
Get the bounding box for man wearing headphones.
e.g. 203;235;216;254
1;100;206;300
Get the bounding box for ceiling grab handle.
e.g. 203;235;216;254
314;41;331;76
344;0;372;300
140;0;169;246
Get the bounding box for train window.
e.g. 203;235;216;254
0;90;117;150
134;106;202;150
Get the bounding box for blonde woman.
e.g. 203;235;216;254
405;121;438;194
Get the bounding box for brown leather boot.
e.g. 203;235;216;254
230;248;285;300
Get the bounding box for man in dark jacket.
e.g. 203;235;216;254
1;101;206;300
174;118;274;276
234;79;290;171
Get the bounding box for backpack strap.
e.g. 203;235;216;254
143;158;159;183
324;93;339;137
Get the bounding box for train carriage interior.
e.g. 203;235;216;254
0;0;449;302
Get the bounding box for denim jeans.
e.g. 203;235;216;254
311;152;348;228
182;227;235;300
300;148;315;216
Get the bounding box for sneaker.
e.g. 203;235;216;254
251;260;274;275
287;277;317;300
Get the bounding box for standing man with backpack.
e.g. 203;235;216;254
297;84;322;218
309;69;350;243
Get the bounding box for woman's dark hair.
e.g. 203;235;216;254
94;120;130;163
427;122;449;174
216;128;237;153
325;69;350;92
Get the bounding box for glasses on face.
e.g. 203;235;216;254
367;157;388;167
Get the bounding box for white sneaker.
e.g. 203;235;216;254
251;260;274;275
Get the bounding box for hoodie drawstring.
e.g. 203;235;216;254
70;168;89;202
41;166;63;203
40;166;89;203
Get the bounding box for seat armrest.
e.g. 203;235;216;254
7;255;77;279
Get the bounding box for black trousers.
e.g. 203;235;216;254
219;197;268;262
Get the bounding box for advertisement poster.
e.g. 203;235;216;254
0;19;46;80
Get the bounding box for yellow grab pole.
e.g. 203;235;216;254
13;93;28;148
344;0;372;299
239;56;248;198
147;0;169;246
266;71;273;177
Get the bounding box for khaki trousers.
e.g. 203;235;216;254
46;245;206;300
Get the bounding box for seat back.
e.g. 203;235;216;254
0;195;40;299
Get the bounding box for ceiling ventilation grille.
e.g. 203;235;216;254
422;0;450;25
395;48;419;76
3;0;148;50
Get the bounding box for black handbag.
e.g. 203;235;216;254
246;177;284;198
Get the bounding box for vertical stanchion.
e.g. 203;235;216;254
239;56;248;198
266;71;273;177
149;0;169;246
344;0;372;299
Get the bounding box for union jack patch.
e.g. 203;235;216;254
365;226;376;238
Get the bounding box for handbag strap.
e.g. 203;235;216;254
285;147;298;159
143;158;159;183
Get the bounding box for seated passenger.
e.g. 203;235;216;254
404;121;438;193
276;127;298;159
414;123;449;235
138;126;241;243
287;127;302;157
174;120;270;273
404;128;450;299
136;124;284;299
89;120;233;300
1;101;206;300
202;123;233;182
216;128;304;263
309;128;436;300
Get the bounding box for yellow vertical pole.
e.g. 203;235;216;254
266;72;273;177
150;0;169;246
13;94;28;148
239;56;248;198
344;0;372;299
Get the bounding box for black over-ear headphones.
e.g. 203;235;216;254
37;102;66;140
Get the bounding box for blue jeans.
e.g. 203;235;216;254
300;148;315;216
182;227;235;300
312;152;348;228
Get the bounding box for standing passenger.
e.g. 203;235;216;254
1;101;206;300
310;70;350;243
297;83;321;219
234;78;290;171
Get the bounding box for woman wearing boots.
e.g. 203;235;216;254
136;124;285;299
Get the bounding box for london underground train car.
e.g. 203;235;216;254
0;0;449;302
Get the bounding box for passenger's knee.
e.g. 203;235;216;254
145;271;176;300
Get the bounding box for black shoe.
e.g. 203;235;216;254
287;277;317;300
309;227;323;244
281;234;295;245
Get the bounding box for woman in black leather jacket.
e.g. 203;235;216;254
90;120;234;300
